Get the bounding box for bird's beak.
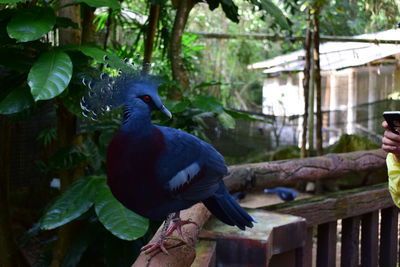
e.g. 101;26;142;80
159;105;172;119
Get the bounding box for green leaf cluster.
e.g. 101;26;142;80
40;176;149;241
155;86;263;142
0;0;122;115
205;0;290;29
74;0;121;9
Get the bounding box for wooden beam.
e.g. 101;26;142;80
379;207;398;267
360;211;379;267
341;217;360;267
201;210;307;267
224;149;387;192
264;183;393;226
190;32;400;44
316;222;337;267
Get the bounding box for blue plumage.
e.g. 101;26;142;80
264;186;298;201
82;64;254;252
105;80;254;228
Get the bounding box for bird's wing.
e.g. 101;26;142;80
155;126;228;201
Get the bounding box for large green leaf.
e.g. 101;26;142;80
206;0;219;10
40;177;103;230
220;0;239;23
171;100;190;113
254;0;290;30
63;45;125;68
56;16;79;29
0;0;26;3
224;108;265;122
0;87;34;114
64;45;108;63
95;180;149;240
192;95;223;113
217;111;236;129
28;51;73;101
7;7;56;42
74;0;120;9
193;81;223;90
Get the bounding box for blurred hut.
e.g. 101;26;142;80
249;29;400;145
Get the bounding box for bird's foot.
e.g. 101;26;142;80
141;238;170;255
141;236;188;255
141;214;199;255
165;218;199;242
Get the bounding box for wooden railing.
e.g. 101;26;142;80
265;183;398;267
133;149;395;267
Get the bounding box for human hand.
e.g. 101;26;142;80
382;121;400;161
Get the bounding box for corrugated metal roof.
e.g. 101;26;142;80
248;29;400;74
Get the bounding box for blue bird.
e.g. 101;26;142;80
264;187;298;201
81;65;255;254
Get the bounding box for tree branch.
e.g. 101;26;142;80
132;203;211;267
224;149;387;192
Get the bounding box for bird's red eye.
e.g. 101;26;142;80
142;95;151;103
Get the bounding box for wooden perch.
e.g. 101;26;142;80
224;149;387;192
132;149;387;266
132;203;211;267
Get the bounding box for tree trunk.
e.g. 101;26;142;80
103;8;113;50
81;5;95;44
313;7;323;156
51;2;83;266
301;10;312;158
0;116;29;267
58;2;81;45
308;48;315;155
169;0;195;100
143;4;160;72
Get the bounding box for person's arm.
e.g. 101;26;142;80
386;153;400;207
382;121;400;207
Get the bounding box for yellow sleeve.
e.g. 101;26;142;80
386;153;400;208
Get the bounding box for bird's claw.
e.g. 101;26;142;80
141;239;169;255
165;219;198;240
141;217;199;255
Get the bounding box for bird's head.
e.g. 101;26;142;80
80;57;172;121
123;78;172;119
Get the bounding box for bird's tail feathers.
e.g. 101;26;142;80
203;183;255;230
